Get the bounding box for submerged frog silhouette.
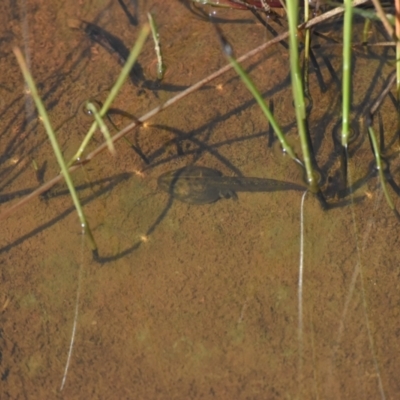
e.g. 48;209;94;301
158;166;306;204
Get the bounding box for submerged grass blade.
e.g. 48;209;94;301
148;13;166;80
368;126;399;217
70;23;150;165
85;101;116;156
14;47;97;251
226;55;301;165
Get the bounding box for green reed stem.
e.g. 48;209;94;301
341;0;353;147
367;126;398;216
286;0;318;192
69;23;150;165
13;47;97;251
226;54;301;165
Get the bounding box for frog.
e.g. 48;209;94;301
157;165;306;204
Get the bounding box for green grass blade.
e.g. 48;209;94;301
69;23;150;165
14;47;97;251
226;55;301;165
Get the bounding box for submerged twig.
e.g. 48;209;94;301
369;70;396;116
371;0;394;38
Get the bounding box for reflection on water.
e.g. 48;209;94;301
0;0;399;398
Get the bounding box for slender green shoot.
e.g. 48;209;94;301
225;52;301;165
286;0;319;192
69;23;150;165
85;102;116;156
32;159;39;172
96;105;143;151
341;0;353;147
302;0;311;101
368;126;398;217
14;47;97;251
362;18;371;44
148;13;166;80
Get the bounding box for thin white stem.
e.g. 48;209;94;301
298;190;307;389
60;233;85;391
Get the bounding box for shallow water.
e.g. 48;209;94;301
1;1;400;399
